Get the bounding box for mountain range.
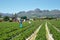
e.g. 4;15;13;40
17;8;60;18
0;8;60;18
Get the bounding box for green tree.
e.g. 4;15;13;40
3;16;9;21
0;14;2;18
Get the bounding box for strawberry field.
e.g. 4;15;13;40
0;20;60;40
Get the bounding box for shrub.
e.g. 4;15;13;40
0;20;3;22
3;16;9;21
9;20;13;22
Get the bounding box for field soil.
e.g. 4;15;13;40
26;24;42;40
45;22;54;40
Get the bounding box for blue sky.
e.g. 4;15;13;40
0;0;60;13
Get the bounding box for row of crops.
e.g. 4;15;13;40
48;20;60;29
0;22;30;40
12;21;41;40
47;22;60;40
47;20;60;40
0;22;29;36
0;20;43;40
35;23;46;40
35;20;60;40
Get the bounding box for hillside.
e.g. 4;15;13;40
17;8;60;18
0;8;60;18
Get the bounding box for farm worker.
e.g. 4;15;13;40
20;19;23;28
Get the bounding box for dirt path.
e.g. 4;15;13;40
45;22;54;40
48;22;60;32
26;24;42;40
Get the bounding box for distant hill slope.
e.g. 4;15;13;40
0;8;60;18
0;13;12;17
17;8;60;18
